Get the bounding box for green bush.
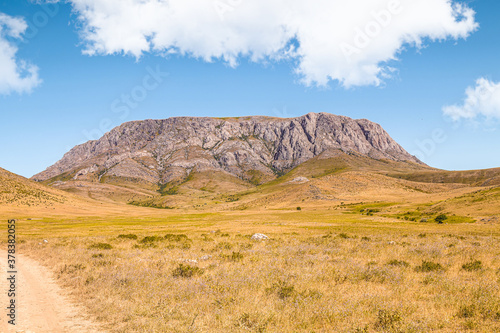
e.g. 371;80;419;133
462;260;482;272
117;234;138;240
164;234;189;242
415;261;444;272
140;236;163;243
88;242;112;250
435;214;448;224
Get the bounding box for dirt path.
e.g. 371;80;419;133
0;252;104;332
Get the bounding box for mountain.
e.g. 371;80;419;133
23;112;500;217
32;113;423;190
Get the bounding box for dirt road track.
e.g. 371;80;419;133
1;252;104;332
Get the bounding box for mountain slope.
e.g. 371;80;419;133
32;113;423;189
0;167;74;207
387;167;500;186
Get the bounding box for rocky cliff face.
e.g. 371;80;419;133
32;113;422;185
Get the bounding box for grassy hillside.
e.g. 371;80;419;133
0;167;73;207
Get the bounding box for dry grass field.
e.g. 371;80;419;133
1;165;500;332
3;208;499;333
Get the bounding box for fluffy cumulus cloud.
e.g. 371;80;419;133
443;78;500;121
67;0;478;87
0;13;41;95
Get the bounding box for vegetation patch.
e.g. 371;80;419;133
172;264;204;278
221;251;244;262
457;304;476;318
387;259;409;267
140;236;164;244
215;241;233;250
88;242;112;250
435;214;448;224
415;261;444;272
266;280;296;300
462;260;482;272
164;234;189;242
375;310;403;331
117;234;138;240
128;200;174;209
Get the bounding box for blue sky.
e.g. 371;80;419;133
1;0;499;178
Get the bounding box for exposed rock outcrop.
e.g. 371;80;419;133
32;112;422;185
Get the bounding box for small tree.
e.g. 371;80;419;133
435;214;448;224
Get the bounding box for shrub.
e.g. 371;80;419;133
435;214;448;224
296;206;302;211
172;264;204;278
387;259;409;267
180;242;192;250
415;261;443;272
117;234;138;240
164;234;189;242
375;310;402;330
462;260;482;272
216;242;233;250
266;281;296;299
457;304;476;318
221;251;244;261
140;236;163;243
338;233;350;239
88;242;112;250
231;252;244;261
361;236;371;241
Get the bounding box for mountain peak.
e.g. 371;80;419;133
32;112;422;185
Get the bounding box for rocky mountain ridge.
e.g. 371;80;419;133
32;112;422;186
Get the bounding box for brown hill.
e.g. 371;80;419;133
0;167;72;207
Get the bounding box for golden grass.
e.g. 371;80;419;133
6;208;500;332
2;161;500;332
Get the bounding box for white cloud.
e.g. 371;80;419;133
66;0;478;87
0;13;41;95
443;78;500;121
